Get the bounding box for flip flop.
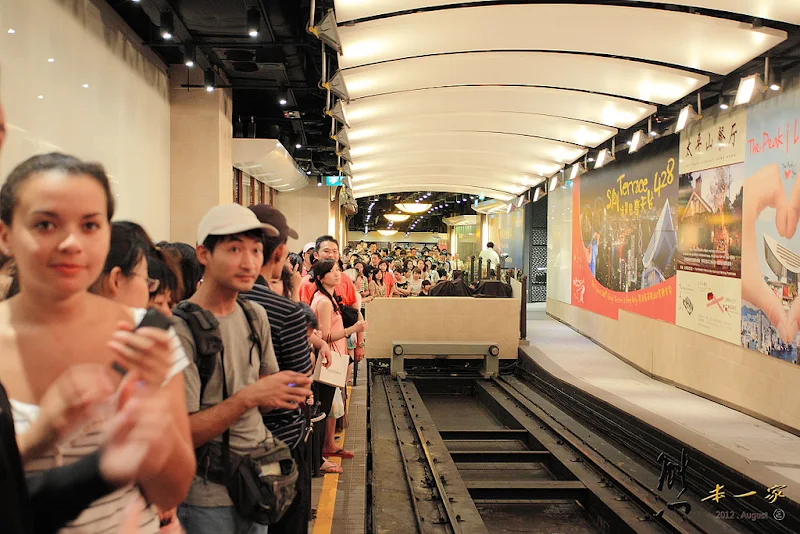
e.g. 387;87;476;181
324;448;354;459
320;461;343;474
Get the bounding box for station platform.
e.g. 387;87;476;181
523;303;800;502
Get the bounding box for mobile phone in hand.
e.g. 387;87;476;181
111;308;172;376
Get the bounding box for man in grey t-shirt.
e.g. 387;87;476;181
175;204;312;534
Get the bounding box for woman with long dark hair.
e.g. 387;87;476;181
309;260;366;470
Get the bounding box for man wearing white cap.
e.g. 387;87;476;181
175;204;313;533
301;242;314;276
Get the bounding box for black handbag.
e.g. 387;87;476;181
340;305;359;328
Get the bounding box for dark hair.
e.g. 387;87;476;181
203;229;265;254
148;248;182;301
287;252;303;272
262;233;284;266
487;242;495;248
315;235;338;252
421;280;432;287
1;153;115;225
311;259;341;312
156;241;203;300
373;268;384;285
102;222;151;277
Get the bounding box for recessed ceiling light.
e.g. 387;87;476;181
37;95;44;99
82;84;89;89
295;143;302;149
770;83;781;91
7;29;15;34
279;98;287;106
47;58;55;63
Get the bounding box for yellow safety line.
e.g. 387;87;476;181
312;386;352;534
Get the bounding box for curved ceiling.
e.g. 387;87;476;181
331;1;791;200
335;0;800;25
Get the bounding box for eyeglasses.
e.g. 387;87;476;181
132;273;160;292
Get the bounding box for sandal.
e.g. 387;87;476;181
324;448;354;459
320;460;343;474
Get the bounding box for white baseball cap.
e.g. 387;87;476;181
303;242;315;254
197;203;278;245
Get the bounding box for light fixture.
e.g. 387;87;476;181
384;213;410;222
279;98;287;106
534;188;543;202
378;229;398;237
770;83;781;91
569;163;586;180
204;69;215;92
396;203;431;214
81;83;89;89
295;143;302;149
675;104;699;132
339;162;353;178
549;176;560;192
317;177;323;187
649;131;657;137
247;8;260;37
160;11;174;40
326;100;350;128
718;95;729;110
184;42;196;67
595;148;615;169
735;74;763;106
278;84;288;106
322;71;349;102
306;170;312;175
308;9;341;54
37;95;44;100
629;130;653;154
47;58;55;63
7;29;15;34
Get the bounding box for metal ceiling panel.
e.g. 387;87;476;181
344;86;656;130
341;52;710;105
338;5;785;75
334;0;800;25
346;112;617;148
351;151;565;178
347;131;588;165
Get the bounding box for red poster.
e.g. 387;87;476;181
570;139;678;322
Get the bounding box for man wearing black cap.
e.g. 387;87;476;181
241;204;316;533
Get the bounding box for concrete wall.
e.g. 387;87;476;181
366;297;520;360
0;0;171;239
274;184;331;251
547;298;800;432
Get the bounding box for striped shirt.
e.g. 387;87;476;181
242;282;313;450
11;308;189;534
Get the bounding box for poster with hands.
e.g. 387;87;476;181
741;90;800;364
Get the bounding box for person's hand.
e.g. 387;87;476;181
351;319;368;334
118;497;146;534
109;322;173;386
741;164;796;342
22;364;115;459
354;346;365;362
290;263;303;293
242;371;313;411
318;340;332;368
100;388;176;487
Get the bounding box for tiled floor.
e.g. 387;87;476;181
309;361;368;534
524;303;800;501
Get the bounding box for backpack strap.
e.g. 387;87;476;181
173;301;223;405
237;297;264;361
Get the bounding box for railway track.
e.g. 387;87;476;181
367;365;789;534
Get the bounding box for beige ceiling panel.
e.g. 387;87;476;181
341;52;709;105
353;180;523;201
338;4;784;75
346;112;617;148
347;131;588;165
350;151;564;178
334;0;800;25
344;86;655;130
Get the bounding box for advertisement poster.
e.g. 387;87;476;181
741;90;800;364
676;163;744;278
679;108;746;174
571;137;679;322
676;270;742;345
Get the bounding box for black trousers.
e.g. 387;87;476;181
269;441;311;534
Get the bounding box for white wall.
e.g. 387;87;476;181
0;0;171;239
546;183;572;303
274;185;330;252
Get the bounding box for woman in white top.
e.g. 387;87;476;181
408;268;423;296
0;153;195;534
